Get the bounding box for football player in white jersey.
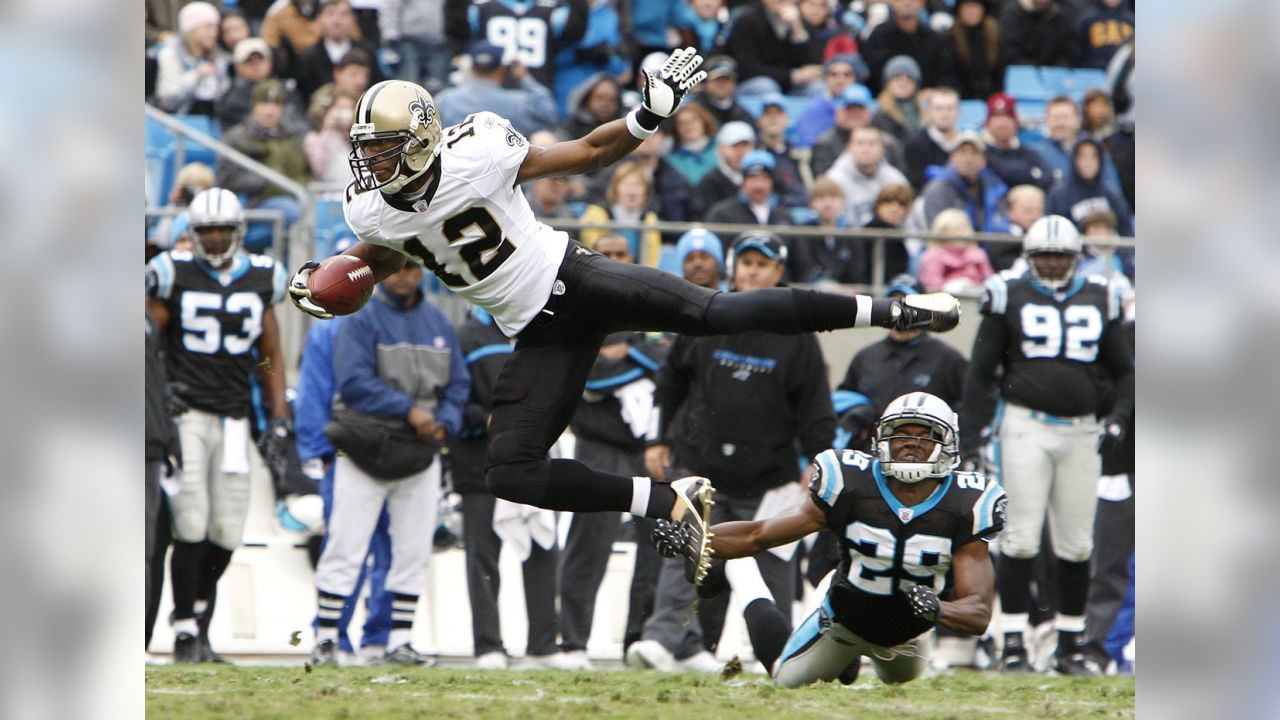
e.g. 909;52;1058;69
287;48;963;585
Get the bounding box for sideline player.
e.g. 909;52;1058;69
655;393;1005;686
960;215;1134;675
287;49;962;583
146;188;290;662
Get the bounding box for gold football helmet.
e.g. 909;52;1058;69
348;80;443;194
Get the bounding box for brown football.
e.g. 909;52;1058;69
306;254;375;316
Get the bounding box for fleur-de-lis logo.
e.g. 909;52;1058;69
408;96;435;131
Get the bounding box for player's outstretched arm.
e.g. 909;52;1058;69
515;47;707;184
709;495;826;560
936;538;996;635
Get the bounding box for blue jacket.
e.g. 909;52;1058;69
553;0;628;118
792;95;837;149
1046;138;1134;236
1030;132;1122;195
295;318;343;462
333;287;470;437
918;166;1010;234
436;75;560;137
630;0;682;48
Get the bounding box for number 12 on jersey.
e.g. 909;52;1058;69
403;207;517;288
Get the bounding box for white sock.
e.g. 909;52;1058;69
172;618;198;637
388;628;412;650
854;294;873;327
1002;612;1029;635
316;627;338;644
193;599;209;616
1055;614;1086;633
725;558;773;608
629;476;651;517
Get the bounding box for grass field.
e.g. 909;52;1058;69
145;665;1135;719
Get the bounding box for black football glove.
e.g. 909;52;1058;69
1098;416;1127;455
903;584;941;624
258;417;296;481
651;519;690;559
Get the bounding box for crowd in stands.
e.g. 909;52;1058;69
144;0;1136;677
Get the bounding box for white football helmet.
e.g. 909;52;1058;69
1023;215;1082;290
874;392;960;483
349;80;444;194
187;187;245;266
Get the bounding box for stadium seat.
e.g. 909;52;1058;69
657;245;682;276
737;95;764;117
1017;99;1047;125
1038;66;1074;97
1004;65;1049;101
1071;69;1108;99
957;100;987;131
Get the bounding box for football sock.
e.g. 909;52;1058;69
998;554;1034;615
726;558;773;607
388;593;418;649
172;617;198;637
1056;558;1091;619
316;590;345;637
743;598;791;673
706;288;888;334
629;476;652;517
170;541;205;620
197;542;234;600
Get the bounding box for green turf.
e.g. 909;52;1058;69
145;665;1135;720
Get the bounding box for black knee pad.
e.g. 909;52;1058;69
484;460;551;507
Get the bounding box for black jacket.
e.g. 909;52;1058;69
655;327;834;497
860;18;956;95
570;332;670;451
690;167;740;219
722;3;814;92
838;334;968;417
291;39;386;103
705;195;793;230
145;310;180;463
903;128;950;191
447;311;512;493
998;3;1075;67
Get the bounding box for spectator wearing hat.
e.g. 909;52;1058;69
1074;0;1134;69
435;42;559;136
674;228;726;289
723;0;825;95
218;80;313;251
691;121;758;218
665;104;720;188
793;55;863;149
706;150;795;231
916;207;995;295
156;1;231;116
998;0;1074;68
692;56;756;129
675;0;731;56
379;0;451;92
871;55;924;145
292;0;384;103
837;274;968;418
902;86;961;190
825;125;910;228
911;131;1009;236
982;92;1052;191
754;94;810;209
1046;136;1133;237
859;0;956;95
217;37;311;133
947;0;1001;100
810;84;905;179
787;177;867;285
1030;95;1123;193
305;48;377;133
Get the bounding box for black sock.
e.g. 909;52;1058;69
170;541;205;620
197;542;234;601
1056;558;1091;618
488;458;635;512
998;555;1035;615
743;598;792;673
705;288;866;334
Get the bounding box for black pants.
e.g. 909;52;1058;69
459;491;560;657
1085;475;1135;659
484;243;862;512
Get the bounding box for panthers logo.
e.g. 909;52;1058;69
408;96;436;131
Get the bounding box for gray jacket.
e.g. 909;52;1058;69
379;0;446;43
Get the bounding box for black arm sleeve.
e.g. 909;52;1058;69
1098;320;1135;423
653;335;695;444
960;315;1008;459
793;334;837;460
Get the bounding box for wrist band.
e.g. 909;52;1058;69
626;108;656;140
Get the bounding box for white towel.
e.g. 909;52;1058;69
754;482;808;561
1097;473;1132;502
220;417;251;475
492;498;558;561
617;378;657;439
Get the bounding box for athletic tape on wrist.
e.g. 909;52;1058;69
626;109;657;140
855;294;873;327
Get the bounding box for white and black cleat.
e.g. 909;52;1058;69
668;476;716;585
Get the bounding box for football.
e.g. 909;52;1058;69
306;254;375;316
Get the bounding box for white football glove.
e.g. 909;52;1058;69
288;261;334;320
639;47;708;121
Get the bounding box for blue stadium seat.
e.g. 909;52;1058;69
657;245;682;276
957;100;987;131
1004;65;1049;101
1070;69;1108;99
737;95;764;117
1017;99;1047;125
1038;66;1074;97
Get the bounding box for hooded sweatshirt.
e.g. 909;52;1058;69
1046;137;1134;236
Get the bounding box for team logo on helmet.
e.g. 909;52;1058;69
408;96;435;132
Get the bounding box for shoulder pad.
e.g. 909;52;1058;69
963;473;1006;540
980;273;1009;315
169;249;195;263
809;449;846;508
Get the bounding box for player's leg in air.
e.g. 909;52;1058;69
483;241;959;585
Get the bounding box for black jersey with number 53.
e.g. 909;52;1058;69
808;448;1005;647
343;111;570;338
146;250;288;418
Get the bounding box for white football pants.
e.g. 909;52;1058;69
995;403;1101;562
170;409;252;550
315;455;441;598
773;599;926;688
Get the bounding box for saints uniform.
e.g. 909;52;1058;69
146;249;288;547
772;448;1004;686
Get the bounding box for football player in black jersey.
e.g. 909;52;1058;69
960;215;1134;675
146;188;291;663
656;392;1005;686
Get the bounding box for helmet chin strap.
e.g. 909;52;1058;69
884;462;936;483
380;158;433;196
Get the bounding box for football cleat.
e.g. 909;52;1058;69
380;643;437;666
668;476;715;585
310;639;339;667
173;632;201;664
1053;651;1102;676
999;634;1032;673
894;293;961;333
625;640;678;672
